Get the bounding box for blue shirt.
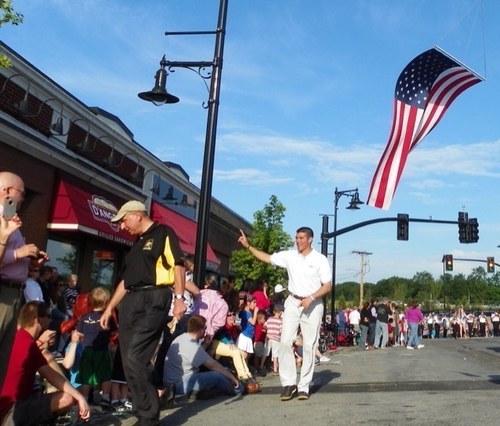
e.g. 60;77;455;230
239;310;255;339
77;311;116;350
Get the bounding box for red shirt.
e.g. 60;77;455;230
253;323;266;343
0;328;47;420
251;289;270;312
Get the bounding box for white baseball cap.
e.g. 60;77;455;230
274;284;285;293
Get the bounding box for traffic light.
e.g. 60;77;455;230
468;218;479;243
457;212;479;243
445;254;453;271
458;212;468;243
487;257;495;273
397;213;409;241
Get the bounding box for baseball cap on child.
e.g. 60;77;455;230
274;284;285;293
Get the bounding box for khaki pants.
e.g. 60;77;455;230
0;285;24;387
211;340;252;380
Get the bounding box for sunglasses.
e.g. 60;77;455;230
227;313;234;317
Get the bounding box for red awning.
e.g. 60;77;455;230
47;179;135;246
150;201;219;270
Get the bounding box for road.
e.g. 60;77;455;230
93;337;500;425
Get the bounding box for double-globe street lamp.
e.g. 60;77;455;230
321;187;363;323
138;0;228;288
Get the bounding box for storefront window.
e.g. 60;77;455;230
91;250;116;288
46;238;78;277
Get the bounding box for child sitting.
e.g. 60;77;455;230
212;311;255;385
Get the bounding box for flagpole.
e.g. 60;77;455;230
434;45;485;81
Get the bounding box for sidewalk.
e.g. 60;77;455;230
88;351;341;425
89;338;500;425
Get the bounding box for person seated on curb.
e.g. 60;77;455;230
163;315;244;401
0;301;90;425
193;274;259;388
212;310;255;384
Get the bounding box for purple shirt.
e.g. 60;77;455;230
0;228;29;281
405;306;424;324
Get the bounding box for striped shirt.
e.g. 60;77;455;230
264;316;282;342
64;287;79;310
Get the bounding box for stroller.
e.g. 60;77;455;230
318;321;338;353
336;324;359;347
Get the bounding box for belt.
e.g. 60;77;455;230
291;293;307;300
0;279;25;290
128;285;170;293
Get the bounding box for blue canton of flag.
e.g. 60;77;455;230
396;49;458;108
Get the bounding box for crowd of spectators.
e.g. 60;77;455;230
336;300;500;351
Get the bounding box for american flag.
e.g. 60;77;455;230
367;47;483;210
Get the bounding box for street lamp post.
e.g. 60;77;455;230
138;0;229;287
329;187;363;322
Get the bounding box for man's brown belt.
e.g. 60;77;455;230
291;293;306;300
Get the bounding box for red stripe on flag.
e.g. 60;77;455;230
368;53;482;210
368;102;419;209
412;70;481;148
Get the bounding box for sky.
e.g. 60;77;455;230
2;0;500;284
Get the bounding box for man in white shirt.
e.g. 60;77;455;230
23;267;44;302
238;227;331;401
349;306;361;333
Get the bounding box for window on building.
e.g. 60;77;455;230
46;238;78;277
91;250;116;288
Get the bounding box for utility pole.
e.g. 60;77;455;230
352;251;372;305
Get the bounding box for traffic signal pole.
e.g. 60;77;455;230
322;216;458;241
452;257;498;268
320;213;480;324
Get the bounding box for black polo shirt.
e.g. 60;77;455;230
376;303;392;323
122;222;184;290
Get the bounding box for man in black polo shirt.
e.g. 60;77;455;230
373;298;392;349
100;200;186;426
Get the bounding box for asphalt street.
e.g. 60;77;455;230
92;337;500;426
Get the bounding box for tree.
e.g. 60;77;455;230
467;267;488;308
56;250;77;276
335;282;359;302
391;280;407;304
335;267;500;311
0;1;23;68
449;273;468;306
230;195;293;289
336;294;346;311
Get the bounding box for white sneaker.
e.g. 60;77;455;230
417;344;425;349
319;355;330;363
406;346;414;350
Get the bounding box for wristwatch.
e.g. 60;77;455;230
174;294;185;301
